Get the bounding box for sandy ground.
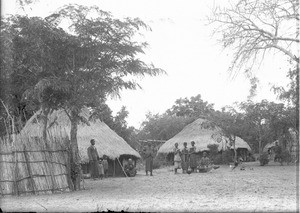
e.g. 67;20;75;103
1;162;298;212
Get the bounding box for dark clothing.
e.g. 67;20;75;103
89;160;100;178
145;147;154;173
181;147;189;172
87;145;99;161
189;146;197;169
124;162;137;177
87;145;100;178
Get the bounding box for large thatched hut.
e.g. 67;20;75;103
157;118;251;161
21;109;141;177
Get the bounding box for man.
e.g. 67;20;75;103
181;142;189;174
173;143;181;174
124;158;137;177
144;143;154;176
87;139;100;179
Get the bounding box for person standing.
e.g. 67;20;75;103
181;142;189;174
145;143;154;176
189;141;197;172
102;155;109;178
87;139;100;180
173;143;181;174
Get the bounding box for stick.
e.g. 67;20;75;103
117;158;128;177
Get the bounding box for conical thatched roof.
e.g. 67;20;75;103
157;118;251;154
21;109;141;162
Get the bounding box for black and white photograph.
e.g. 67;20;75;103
0;0;299;212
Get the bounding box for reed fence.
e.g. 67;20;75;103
0;134;73;196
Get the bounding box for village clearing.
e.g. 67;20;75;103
0;162;298;212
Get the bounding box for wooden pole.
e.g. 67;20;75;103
117;158;128;177
23;145;36;194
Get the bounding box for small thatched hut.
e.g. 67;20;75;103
21;109;141;177
157;118;251;161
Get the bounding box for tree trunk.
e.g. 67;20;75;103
296;64;299;131
69;110;82;190
41;104;50;141
232;136;237;162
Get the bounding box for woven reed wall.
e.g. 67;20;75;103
0;134;73;196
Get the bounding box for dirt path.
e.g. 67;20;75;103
1;162;298;212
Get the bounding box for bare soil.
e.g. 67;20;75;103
1;162;298;212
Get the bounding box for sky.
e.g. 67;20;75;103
2;0;291;128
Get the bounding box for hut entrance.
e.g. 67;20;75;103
81;154;138;177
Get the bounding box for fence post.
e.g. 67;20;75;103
13;150;19;196
23;145;36;195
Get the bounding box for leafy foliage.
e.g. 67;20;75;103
166;94;215;118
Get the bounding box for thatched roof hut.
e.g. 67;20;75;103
21;109;141;176
157;118;251;154
21;109;141;161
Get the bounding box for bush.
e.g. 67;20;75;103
259;152;269;166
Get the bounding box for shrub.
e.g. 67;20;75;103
259;152;269;166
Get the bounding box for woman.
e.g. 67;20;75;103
189;141;197;172
173;143;181;174
144;143;154;176
181;142;189;174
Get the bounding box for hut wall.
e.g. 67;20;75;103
0;135;72;196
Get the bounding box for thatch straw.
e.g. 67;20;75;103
21;109;141;162
157;118;252;154
0;130;71;196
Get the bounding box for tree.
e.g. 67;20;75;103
166;94;215;119
209;0;299;74
138;112;193;141
1;5;164;190
205;106;245;162
239;100;295;154
209;0;299;155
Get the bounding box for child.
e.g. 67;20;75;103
102;156;109;178
98;158;104;179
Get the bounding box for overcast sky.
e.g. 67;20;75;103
3;0;290;128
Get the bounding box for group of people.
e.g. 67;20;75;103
173;141;216;174
87;139;109;180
